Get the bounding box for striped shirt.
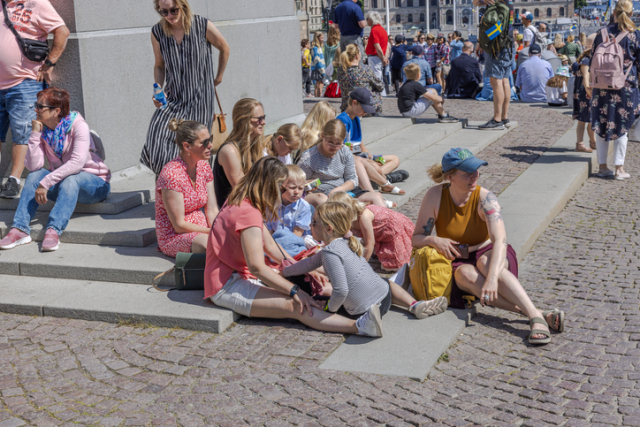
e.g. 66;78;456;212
297;145;358;194
283;238;389;315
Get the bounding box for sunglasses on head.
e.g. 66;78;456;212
158;7;180;17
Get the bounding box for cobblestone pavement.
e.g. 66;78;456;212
3;104;640;426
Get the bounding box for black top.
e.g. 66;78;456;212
397;80;427;113
212;142;234;209
446;53;482;99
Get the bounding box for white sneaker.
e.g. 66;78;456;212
615;172;631;180
356;304;383;337
409;297;448;319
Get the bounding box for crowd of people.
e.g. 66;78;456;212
21;0;640;344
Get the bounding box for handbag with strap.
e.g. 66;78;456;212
152;252;206;291
2;0;50;63
211;88;230;155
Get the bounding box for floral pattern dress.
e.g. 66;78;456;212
156;158;213;257
337;65;384;116
572;56;591;122
351;205;415;271
590;24;640;142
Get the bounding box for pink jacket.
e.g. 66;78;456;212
26;114;111;189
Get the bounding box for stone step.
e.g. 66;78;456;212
0;167;155;215
379;121;518;208
0;241;175;286
0;202;156;247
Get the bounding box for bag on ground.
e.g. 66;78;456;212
408;246;453;303
591;27;631;90
324;81;341;98
478;0;512;59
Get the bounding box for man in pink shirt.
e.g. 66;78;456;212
0;0;69;198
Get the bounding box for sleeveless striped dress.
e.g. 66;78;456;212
141;15;216;175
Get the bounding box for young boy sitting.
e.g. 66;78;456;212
398;63;459;124
336;87;409;195
266;165;316;256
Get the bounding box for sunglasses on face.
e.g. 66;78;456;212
251;115;266;124
201;136;213;147
35;103;55;111
159;7;180;17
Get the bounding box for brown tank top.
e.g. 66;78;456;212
435;184;490;246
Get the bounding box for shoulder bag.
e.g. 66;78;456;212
2;0;50;63
211;88;230;155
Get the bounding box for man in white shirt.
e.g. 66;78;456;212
521;12;535;48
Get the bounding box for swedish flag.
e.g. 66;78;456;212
485;21;502;41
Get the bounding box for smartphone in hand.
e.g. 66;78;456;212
454;243;469;259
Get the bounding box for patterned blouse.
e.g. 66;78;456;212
337;65;384;116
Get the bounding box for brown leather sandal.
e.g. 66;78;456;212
576;142;593;153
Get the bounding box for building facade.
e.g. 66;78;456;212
296;0;310;39
296;0;324;40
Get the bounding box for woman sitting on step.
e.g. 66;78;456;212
155;119;218;257
412;147;565;345
0;88;111;252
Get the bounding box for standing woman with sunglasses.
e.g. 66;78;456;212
141;0;230;176
155;119;218;257
212;98;266;208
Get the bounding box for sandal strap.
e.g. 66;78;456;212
530;329;551;338
529;316;548;327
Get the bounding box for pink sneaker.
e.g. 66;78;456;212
0;228;32;250
41;229;60;252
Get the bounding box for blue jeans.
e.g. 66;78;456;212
12;169;111;235
0;79;46;145
427;83;443;96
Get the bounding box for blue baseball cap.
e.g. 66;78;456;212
521;12;534;21
442;148;488;173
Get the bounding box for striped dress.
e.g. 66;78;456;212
141;15;216;175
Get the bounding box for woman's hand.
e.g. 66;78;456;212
31;120;43;133
308;271;329;288
293;290;321;316
152;95;163;109
35;185;48;205
586;86;592;100
431;237;461;260
480;277;499;306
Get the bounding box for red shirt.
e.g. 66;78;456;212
365;24;388;57
204;199;264;299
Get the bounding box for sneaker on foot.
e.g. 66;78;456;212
356;304;383;337
595;169;614;178
409;297;448;319
0;177;20;199
0;228;32;250
478;119;505;130
615;172;631;180
502;119;511;128
41;229;60;252
438;114;459;123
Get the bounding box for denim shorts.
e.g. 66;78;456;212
0;79;45;145
484;48;512;80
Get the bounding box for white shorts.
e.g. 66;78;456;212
401;97;433;118
210;272;264;317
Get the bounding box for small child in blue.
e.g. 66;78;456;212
266;165;314;256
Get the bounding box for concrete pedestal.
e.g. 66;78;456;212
1;0;303;176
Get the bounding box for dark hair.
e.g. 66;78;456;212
301;39;309;48
453;30;461;38
37;87;70;120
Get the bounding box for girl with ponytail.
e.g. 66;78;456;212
589;0;640;180
337;44;384;116
263;124;302;165
282;202;448;331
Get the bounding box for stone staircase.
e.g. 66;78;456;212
0;114;515;332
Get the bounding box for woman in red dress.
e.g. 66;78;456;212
155;119;218;257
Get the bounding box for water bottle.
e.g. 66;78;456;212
153;83;167;109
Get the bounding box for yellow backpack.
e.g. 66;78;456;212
409;246;453;303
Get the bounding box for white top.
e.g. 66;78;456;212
263;148;292;165
545;82;567;104
523;25;535;44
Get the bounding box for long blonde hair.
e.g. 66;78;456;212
427;163;456;183
327;25;340;47
340;44;360;72
153;0;193;37
228;157;288;221
316;202;364;257
328;192;367;217
320;119;347;145
579;32;586;46
312;31;324;49
264;124;302;157
299;102;337;155
226;98;265;174
615;0;636;32
553;33;564;49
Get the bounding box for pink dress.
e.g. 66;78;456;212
156;158;213;257
353;204;415;271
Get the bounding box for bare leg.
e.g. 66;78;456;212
576;121;586;145
305;192;328;208
587;125;596;148
501;77;510;120
249;287;359;334
490;77;504;122
389;280;416;308
380;155;400;175
190;233;208;253
353;156;376;192
361;159;389;186
430;100;446;116
357;191;387;207
10;144;28;179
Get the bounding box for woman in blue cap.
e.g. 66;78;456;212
410;148;564;345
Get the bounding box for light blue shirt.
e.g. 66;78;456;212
515;56;554;103
402;57;433;86
266;198;312;236
449;39;464;61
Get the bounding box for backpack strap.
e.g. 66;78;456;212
600;27;610;43
615;30;629;44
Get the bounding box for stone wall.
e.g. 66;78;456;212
1;0;304;176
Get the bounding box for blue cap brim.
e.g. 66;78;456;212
457;157;488;173
361;103;376;114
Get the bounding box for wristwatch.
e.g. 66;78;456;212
289;285;300;298
44;58;56;67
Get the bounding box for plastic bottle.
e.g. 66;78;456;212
153;83;167;110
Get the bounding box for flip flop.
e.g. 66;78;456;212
529;317;551;345
381;185;405;195
542;309;565;332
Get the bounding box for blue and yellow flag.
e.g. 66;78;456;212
485;21;502;41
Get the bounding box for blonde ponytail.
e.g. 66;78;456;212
427;163;446;183
328;191;367;217
615;0;636;32
340;44;360;72
264;124;302;157
316;202;364;257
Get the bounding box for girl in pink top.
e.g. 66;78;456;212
155;119;218;257
205;157;385;338
0;88;111;252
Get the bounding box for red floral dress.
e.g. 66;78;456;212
352;204;415;271
156;158;213;257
